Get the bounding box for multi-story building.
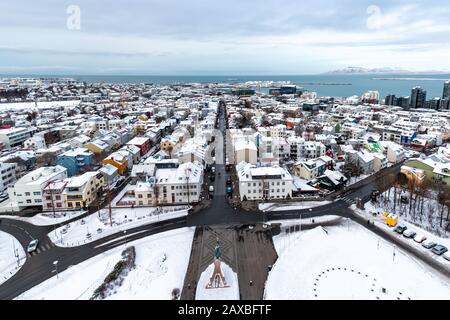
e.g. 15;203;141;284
43;180;68;211
56;148;94;177
443;81;450;99
126;137;151;157
410;87;427;109
0;162;17;192
236;161;293;201
134;161;203;205
8;165;68;209
63;171;104;209
0;127;32;148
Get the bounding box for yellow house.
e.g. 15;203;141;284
84;139;109;155
64;172;103;209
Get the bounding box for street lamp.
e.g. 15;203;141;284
53;260;59;279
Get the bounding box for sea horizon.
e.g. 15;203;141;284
1;73;449;98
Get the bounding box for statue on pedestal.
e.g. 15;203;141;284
206;238;229;289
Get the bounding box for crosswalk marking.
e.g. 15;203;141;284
44;243;51;250
341;197;355;204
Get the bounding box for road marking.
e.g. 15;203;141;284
45;243;51;250
36;248;41;254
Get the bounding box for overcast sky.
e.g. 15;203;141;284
1;0;450;75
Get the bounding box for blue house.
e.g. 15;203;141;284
57;148;94;177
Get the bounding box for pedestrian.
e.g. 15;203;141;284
249;280;253;286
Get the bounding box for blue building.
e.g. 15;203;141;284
57;148;94;177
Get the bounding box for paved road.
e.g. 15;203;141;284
0;102;445;300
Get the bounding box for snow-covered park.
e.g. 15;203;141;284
48;206;189;247
371;188;449;238
265;220;450;300
195;262;239;300
16;227;195;300
0;231;26;286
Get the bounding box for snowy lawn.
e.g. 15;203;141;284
354;203;450;266
0;210;86;226
259;201;331;212
0;231;26;286
49;206;189;247
371;188;449;238
16;228;195;300
195;262;239;300
265;221;450;300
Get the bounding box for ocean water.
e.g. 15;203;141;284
3;74;450;99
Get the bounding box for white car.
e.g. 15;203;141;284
413;234;427;243
443;251;450;262
402;230;416;239
422;240;436;249
27;239;39;253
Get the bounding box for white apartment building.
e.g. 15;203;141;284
0;162;17;192
0;127;32;148
236;161;293;201
23;135;47;150
134;161;203;205
8;165;68;209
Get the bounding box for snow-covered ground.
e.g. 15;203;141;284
49;206;189;247
259;201;331;212
0;100;81;111
17;228;195;300
373;188;449;237
354;203;450;266
195;262;239;300
0;210;86;226
265;221;450;300
0;231;26;286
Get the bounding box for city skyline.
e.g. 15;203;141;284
1;0;450;75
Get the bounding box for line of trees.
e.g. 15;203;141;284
375;173;450;235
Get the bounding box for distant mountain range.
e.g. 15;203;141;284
325;66;450;75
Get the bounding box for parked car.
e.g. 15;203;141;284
226;177;232;186
394;225;407;234
431;245;448;256
443;251;450;262
403;230;416;239
413;234;427;243
421;240;436;249
27;239;39;253
210;174;215;182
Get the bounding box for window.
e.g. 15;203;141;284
171;186;174;190
139;201;143;205
25;192;30;196
147;194;151;198
46;196;51;200
26;199;32;204
68;202;73;207
138;194;143;199
253;183;256;187
56;195;61;200
282;182;285;186
282;189;285;192
56;203;62;208
248;183;251;187
35;199;42;203
75;202;81;207
33;192;41;196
